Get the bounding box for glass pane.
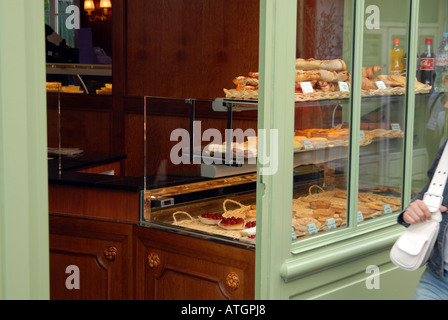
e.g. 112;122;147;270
57;0;73;14
140;1;262;246
414;1;448;192
357;0;417;224
56;15;76;48
292;0;354;241
44;0;51;13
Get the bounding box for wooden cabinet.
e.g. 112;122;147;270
49;216;134;300
49;215;255;300
133;227;255;300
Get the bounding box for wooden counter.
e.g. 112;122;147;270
48;156;255;300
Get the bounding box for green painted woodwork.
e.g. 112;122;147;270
256;0;298;300
0;0;49;300
256;0;427;300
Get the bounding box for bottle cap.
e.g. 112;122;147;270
393;38;400;44
426;38;433;44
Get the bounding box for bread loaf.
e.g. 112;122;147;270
296;58;347;71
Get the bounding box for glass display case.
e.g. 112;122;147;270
140;0;444;253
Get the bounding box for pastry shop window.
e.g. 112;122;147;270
141;0;429;249
291;0;355;243
291;0;431;247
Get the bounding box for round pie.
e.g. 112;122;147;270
218;217;246;230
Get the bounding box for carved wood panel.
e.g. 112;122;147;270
49;216;133;300
134;226;255;300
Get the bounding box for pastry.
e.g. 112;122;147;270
295;58;347;71
248;72;259;79
240;226;256;237
245;220;256;229
362;66;382;78
362;77;377;90
246;210;257;220
295;70;322;82
330;203;346;214
232;76;259;87
218;217;246;230
309;200;331;209
199;213;223;225
310;137;328;149
295;218;322;233
294;141;304;150
314;209;335;223
294;208;315;219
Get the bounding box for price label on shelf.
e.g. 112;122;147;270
300;82;315;93
375;81;387;89
391;123;401;132
357;211;365;223
326;218;337;230
307;223;318;235
302;139;314;150
383;204;393;215
360;130;366;140
338;81;350;92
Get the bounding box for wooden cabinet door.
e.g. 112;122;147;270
134;226;255;300
49;216;133;300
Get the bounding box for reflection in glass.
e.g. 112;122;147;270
415;1;448;194
292;0;354;240
357;0;412;225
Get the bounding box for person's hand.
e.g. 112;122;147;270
403;199;448;224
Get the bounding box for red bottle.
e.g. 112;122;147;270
420;38;435;87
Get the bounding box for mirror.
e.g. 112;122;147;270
44;0;112;95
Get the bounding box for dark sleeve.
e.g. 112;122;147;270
397;140;447;227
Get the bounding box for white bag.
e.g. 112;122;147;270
390;141;448;271
390;211;441;271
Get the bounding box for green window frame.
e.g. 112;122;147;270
255;0;421;299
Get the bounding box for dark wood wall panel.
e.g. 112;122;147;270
47;108;112;153
125;0;260;100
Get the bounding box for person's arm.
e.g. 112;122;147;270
398;139;448;226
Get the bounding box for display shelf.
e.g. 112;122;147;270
183;136;403;178
212;91;432;113
46;63;112;76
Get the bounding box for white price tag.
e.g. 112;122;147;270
391;123;401;132
307;223;318;235
357;211;365;223
383;204;393;215
302;139;314;150
300;82;315;93
326;218;337;230
375;81;387;89
360;130;366;140
338;81;350;92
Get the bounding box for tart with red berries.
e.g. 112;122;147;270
199;213;223;225
245;220;256;229
218;217;246;230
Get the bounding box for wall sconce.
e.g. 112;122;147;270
84;0;112;22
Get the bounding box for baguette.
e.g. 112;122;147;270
296;58;347;71
296;69;350;83
295;70;322;82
